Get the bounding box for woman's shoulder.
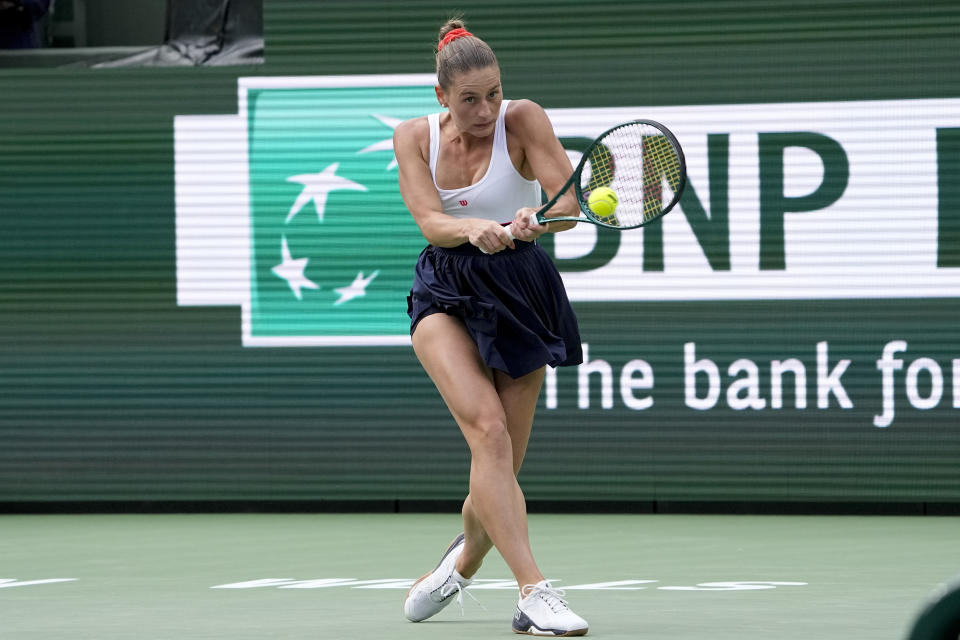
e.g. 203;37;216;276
504;99;546;127
504;99;554;140
394;115;431;143
393;115;432;160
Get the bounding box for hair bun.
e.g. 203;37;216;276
438;18;466;42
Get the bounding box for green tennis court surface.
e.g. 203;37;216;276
2;513;957;639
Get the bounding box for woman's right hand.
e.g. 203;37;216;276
466;219;515;254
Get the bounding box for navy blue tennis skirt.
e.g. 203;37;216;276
407;239;583;379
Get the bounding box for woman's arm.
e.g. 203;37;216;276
507;100;578;239
394;118;515;253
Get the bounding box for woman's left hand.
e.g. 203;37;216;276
508;207;547;242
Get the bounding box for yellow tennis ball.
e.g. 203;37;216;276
588;186;618;217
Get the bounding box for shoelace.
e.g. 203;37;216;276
521;582;569;613
439;580;486;616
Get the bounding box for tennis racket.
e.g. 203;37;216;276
506;119;686;239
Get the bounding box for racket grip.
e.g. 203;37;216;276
481;227;512;255
505;212;540;242
482;214;539;254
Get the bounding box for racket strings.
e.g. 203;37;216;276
583;122;683;228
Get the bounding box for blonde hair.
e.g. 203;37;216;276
435;17;498;89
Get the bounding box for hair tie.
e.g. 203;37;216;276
438;28;473;51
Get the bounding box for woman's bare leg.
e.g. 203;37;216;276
412;313;545;589
457;366;544;578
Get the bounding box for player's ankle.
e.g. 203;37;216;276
455;556;481;579
516;574;546;596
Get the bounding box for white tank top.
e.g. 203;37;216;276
428;100;541;224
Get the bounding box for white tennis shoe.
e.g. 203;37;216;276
403;533;473;622
512;580;589;636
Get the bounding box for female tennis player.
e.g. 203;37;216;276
394;18;589;637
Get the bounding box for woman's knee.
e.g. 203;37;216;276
464;416;512;458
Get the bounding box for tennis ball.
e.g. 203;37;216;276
588;187;618;217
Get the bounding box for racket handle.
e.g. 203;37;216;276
482;214;539;254
504;212;540;242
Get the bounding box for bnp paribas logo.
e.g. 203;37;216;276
174;75;439;346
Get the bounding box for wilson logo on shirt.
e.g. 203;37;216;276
459;199;469;206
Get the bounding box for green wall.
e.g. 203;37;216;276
1;0;959;506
